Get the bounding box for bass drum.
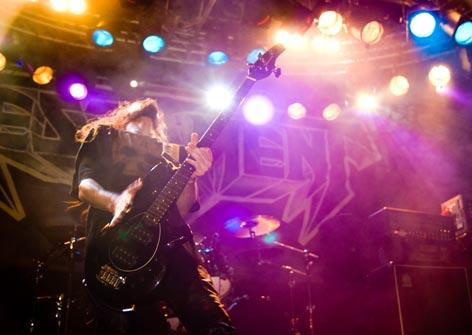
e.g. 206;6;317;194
196;234;232;298
210;276;231;298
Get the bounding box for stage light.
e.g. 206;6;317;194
274;30;291;45
247;48;265;64
208;51;229;65
50;0;68;12
408;10;437;38
287;102;306;120
69;82;88;100
225;218;242;234
440;11;472;46
206;86;233;110
455;21;472;45
312;36;340;53
389;75;409;96
350;21;384;45
69;0;87;14
129;80;138;88
317;11;343;36
142;35;165;53
322;103;342;121
242;95;274;125
92;29;114;47
356;93;378;112
263;232;279;245
0;53;6;72
428;64;451;89
440;10;472;46
32;66;54;85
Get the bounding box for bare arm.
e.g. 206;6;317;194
78;178;118;213
79;177;143;229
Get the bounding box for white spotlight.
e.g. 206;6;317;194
205;86;233;110
274;30;291;45
69;0;87;14
287;103;307;119
322;103;342;120
428;64;451;89
389;75;410;96
317;11;344;36
50;0;68;12
356;93;378;112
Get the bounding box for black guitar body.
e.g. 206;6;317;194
84;162;174;311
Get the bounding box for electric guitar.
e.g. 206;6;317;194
83;44;285;311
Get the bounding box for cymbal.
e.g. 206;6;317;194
229;215;280;238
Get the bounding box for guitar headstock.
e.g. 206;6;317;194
248;44;285;81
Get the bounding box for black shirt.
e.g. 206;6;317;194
70;126;192;241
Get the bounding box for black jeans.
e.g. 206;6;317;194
91;241;236;335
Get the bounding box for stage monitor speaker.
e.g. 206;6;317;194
365;264;472;335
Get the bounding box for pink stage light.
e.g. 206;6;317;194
242;95;274;125
69;83;88;100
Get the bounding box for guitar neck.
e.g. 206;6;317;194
198;77;256;148
146;76;257;221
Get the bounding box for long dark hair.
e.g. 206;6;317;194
75;98;168;143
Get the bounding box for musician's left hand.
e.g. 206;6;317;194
186;132;212;180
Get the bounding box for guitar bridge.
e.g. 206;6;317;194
97;264;126;289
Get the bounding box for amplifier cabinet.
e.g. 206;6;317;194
364;264;472;335
367;207;457;266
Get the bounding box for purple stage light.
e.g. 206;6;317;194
224;218;242;233
69;82;88;100
242;95;274;125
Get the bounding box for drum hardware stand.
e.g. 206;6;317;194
63;234;85;335
271;242;319;335
29;251;65;334
28;231;85;335
29;258;44;334
303;250;315;335
288;270;301;335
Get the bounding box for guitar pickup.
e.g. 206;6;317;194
97;264;126;289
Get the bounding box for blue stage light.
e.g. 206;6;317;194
455;21;472;45
208;51;228;65
246;48;265;64
142;35;165;53
92;29;114;47
409;11;437;38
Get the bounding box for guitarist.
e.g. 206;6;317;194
71;98;236;334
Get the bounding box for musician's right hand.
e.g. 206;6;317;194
102;178;143;231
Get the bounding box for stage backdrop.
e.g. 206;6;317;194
0;77;470;265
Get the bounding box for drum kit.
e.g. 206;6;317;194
30;215;319;335
190;214;319;335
